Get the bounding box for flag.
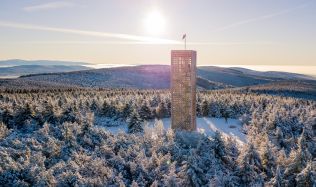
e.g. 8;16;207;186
182;34;186;40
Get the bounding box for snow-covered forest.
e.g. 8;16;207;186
0;89;315;186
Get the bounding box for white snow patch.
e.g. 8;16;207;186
94;117;127;134
104;125;127;134
99;117;246;143
198;118;246;144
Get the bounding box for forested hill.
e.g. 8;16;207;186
1;65;314;91
236;80;316;100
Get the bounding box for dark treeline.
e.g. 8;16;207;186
0;89;315;186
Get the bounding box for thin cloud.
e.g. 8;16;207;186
0;21;181;44
213;2;310;32
0;21;278;46
20;40;279;46
23;1;75;12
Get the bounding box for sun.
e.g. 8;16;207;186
144;10;166;35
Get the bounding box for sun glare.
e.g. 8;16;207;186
144;10;166;35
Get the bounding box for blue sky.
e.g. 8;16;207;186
0;0;315;72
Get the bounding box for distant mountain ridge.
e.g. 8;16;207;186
0;59;90;66
0;65;91;77
1;65;315;92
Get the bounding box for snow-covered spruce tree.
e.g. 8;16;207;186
225;137;239;162
237;143;264;186
61;122;80;148
295;161;316;187
101;101;114;117
41;101;57;124
1;107;13;128
300;127;316;158
196;101;202;117
267;166;284;187
260;143;277;180
213;131;227;160
14;103;35;128
0;122;9;140
89;99;100;113
150;180;158;187
156;101;168;119
131;180;139;187
275;126;286;149
161;162;181;187
82;112;94;134
60;106;77;124
138;102;152;121
209;102;221;118
201;100;209;117
186;151;209;186
121;103;132;119
283;130;313;183
128;110;143;133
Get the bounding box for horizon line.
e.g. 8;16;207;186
1;59;316;67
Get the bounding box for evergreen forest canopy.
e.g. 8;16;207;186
0;88;315;186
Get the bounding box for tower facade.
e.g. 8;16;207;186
171;50;196;131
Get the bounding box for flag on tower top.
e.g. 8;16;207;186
182;34;186;40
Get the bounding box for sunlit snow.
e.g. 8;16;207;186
101;117;246;144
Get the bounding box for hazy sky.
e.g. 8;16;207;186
0;0;315;69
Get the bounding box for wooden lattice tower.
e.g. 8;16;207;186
171;50;196;131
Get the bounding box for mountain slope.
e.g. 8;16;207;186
198;66;280;86
229;67;314;80
0;65;91;77
236;80;316;100
196;77;232;90
19;65;170;89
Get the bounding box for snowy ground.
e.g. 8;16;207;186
196;118;246;143
99;117;246;144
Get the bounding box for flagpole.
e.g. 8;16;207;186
182;34;187;50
